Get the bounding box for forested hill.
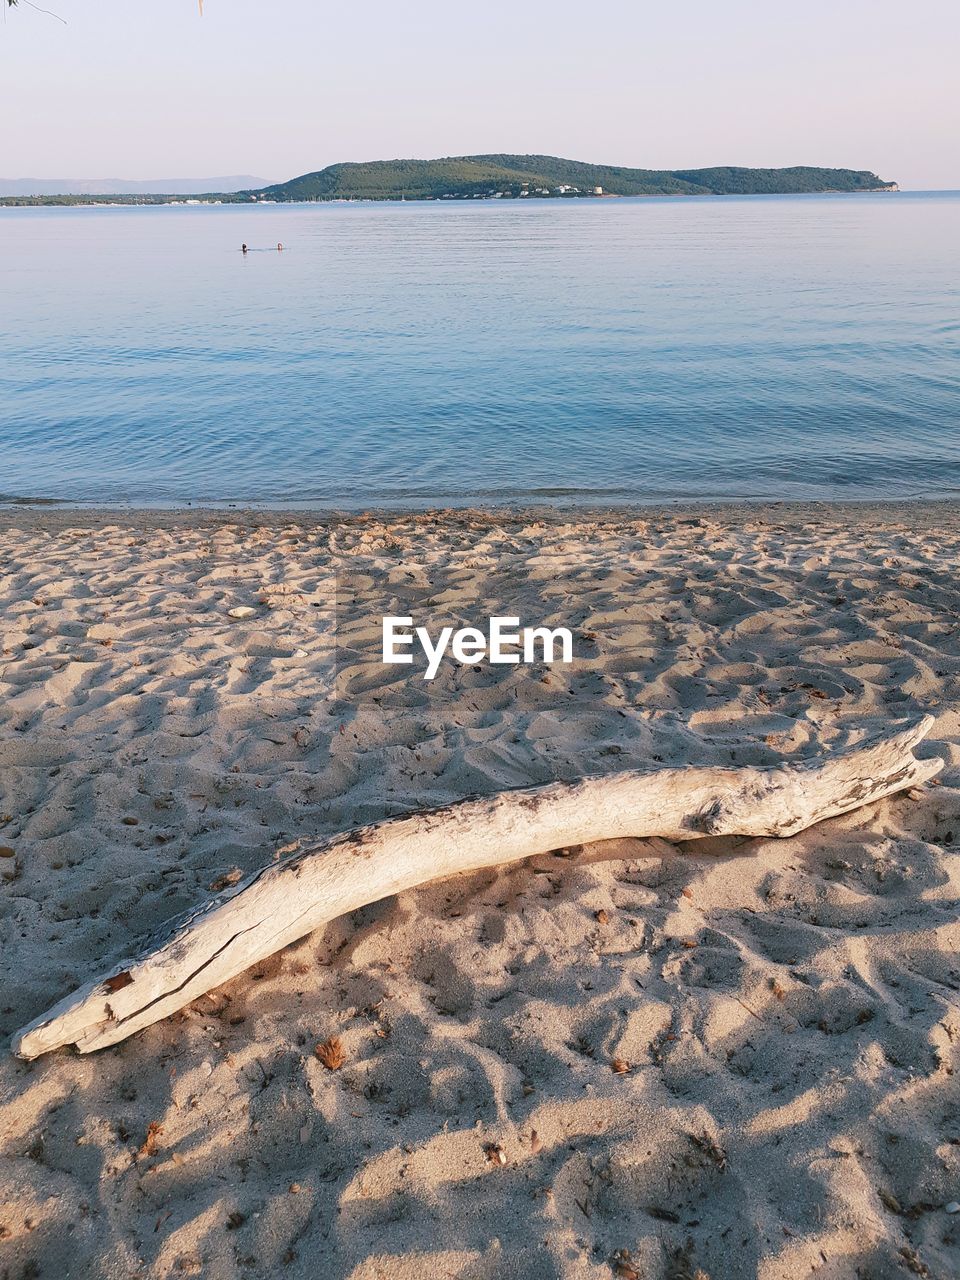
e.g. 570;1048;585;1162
251;155;898;202
0;156;898;207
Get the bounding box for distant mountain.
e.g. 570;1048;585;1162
250;155;898;202
0;176;269;197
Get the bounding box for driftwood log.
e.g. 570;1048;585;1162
13;716;940;1060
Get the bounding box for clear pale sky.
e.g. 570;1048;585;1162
3;0;959;189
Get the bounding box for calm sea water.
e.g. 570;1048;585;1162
1;193;958;507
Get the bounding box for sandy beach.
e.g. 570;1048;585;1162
2;502;960;1280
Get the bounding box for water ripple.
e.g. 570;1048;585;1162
1;193;958;506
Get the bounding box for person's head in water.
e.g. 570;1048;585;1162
277;242;283;251
241;243;248;254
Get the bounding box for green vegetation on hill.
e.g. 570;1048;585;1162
0;155;897;208
249;155;897;202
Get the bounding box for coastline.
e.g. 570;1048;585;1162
1;495;959;530
2;502;959;1276
0;186;901;208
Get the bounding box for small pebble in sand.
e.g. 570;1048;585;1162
483;1143;507;1166
228;606;257;619
946;1201;960;1214
0;846;15;858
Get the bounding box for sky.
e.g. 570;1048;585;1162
3;0;959;189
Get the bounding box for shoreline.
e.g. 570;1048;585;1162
1;495;959;532
0;187;906;210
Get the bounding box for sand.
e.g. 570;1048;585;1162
1;502;959;1280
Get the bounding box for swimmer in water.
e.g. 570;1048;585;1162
277;242;283;251
241;243;248;254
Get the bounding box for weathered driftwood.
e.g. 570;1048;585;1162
13;716;940;1060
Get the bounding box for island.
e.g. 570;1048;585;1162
0;154;899;207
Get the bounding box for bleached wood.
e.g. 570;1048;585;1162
13;717;940;1059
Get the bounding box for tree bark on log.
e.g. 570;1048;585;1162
13;716;940;1060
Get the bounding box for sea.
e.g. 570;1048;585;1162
1;191;958;508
